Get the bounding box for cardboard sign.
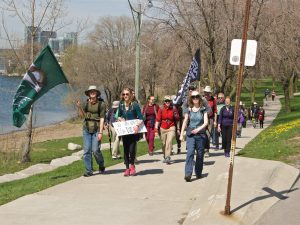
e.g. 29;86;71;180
112;119;147;136
230;39;257;66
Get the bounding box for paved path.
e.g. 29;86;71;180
0;97;299;225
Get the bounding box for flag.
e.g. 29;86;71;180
12;45;68;127
173;48;201;106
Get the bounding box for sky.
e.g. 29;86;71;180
0;0;134;48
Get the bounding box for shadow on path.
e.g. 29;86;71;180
137;169;164;176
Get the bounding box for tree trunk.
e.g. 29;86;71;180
283;79;291;112
289;72;295;99
21;106;33;162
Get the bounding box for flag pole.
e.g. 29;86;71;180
224;0;252;215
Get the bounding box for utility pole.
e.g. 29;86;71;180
224;0;252;215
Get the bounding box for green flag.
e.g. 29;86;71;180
13;45;68;127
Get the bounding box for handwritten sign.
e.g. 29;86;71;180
112;119;147;136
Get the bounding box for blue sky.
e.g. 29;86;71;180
0;0;133;47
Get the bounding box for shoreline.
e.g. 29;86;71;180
0;120;83;151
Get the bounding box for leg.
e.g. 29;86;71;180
83;129;93;174
226;126;233;154
122;135;131;169
165;127;175;160
185;136;195;178
111;126;121;158
129;135;137;165
91;132;105;169
195;135;206;178
148;126;155;154
160;128;168;158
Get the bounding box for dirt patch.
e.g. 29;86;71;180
0;121;82;152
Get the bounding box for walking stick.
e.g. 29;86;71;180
107;125;112;157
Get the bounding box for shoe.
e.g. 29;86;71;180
129;165;136;176
149;152;153;156
83;171;93;177
99;166;105;174
163;157;167;163
124;169;130;176
112;156;118;160
196;175;202;179
177;148;181;154
224;152;230;157
184;176;192;182
204;150;210;158
215;146;219;150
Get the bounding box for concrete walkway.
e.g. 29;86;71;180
0;97;299;225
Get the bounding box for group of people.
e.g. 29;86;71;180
75;84;268;182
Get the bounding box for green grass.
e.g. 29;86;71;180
0;139;163;205
0;135;109;176
237;95;300;162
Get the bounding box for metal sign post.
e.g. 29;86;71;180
224;0;252;215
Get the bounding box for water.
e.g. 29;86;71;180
0;75;76;134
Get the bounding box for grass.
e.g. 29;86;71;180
237;95;300;163
0;135;109;176
0;139;164;205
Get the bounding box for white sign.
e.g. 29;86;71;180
230;39;257;66
112;119;147;137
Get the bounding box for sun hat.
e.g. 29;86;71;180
85;85;100;96
112;101;120;109
191;91;200;97
164;95;171;101
203;86;212;93
253;102;257;105
240;101;243;106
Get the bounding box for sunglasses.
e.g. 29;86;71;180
218;97;223;99
122;93;129;96
191;95;200;99
164;100;171;103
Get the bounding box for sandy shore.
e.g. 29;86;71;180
0;121;83;152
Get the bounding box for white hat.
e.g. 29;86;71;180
85;85;100;96
240;101;243;106
254;102;257;105
203;86;212;93
112;101;119;109
191;91;200;96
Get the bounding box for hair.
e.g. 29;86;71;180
120;87;134;103
147;95;155;101
188;95;203;108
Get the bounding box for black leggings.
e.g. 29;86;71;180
222;125;232;153
260;121;264;128
122;134;137;168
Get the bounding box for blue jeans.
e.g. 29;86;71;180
83;128;104;173
185;134;207;177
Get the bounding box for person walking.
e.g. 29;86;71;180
215;92;225;149
218;96;234;157
116;88;144;176
106;101;121;160
271;90;276;101
76;85;106;177
237;101;245;138
155;95;180;164
203;86;217;157
258;106;265;128
142;95;159;156
180;91;208;182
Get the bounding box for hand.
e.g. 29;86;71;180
177;130;181;135
218;126;221;133
179;135;184;141
75;100;81;107
118;117;125;122
133;125;139;134
97;133;103;141
214;121;217;127
191;128;198;134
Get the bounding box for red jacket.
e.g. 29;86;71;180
206;96;217;119
156;104;179;129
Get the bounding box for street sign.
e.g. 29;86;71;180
230;39;257;66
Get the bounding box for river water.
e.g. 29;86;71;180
0;75;75;134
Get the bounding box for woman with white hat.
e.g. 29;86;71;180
76;85;106;177
180;91;208;182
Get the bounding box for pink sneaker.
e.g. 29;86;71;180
124;169;130;177
129;165;136;176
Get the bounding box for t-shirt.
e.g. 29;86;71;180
82;100;106;132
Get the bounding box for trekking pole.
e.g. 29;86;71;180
107;124;112;157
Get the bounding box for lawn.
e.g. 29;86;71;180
237;95;300;163
0;135;109;176
0;139;164;205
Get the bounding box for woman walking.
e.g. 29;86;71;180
180;91;208;182
258;106;265;128
218;96;234;157
117;88;144;176
76;85;106;177
155;95;179;164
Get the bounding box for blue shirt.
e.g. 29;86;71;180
188;107;206;129
118;101;143;121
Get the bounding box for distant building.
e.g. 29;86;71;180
49;32;78;54
39;31;57;46
24;26;57;47
0;56;6;74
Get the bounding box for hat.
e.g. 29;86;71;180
85;85;100;96
112;101;119;109
191;91;200;96
253;102;257;105
164;95;171;101
188;83;197;90
203;86;212;93
240;101;243;106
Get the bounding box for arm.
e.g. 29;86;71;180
218;107;223;132
75;100;85;119
180;113;189;141
98;104;106;140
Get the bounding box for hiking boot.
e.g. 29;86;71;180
129;165;136;176
124;169;130;177
224;152;230;158
184;176;192;182
177;148;181;154
165;156;171;165
83;171;93;177
99;166;105;174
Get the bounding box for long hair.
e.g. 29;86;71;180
120;87;134;103
188;95;203;108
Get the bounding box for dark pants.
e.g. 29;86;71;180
146;126;155;153
222;125;232;154
122;134;137;168
175;131;181;152
260;121;264;128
